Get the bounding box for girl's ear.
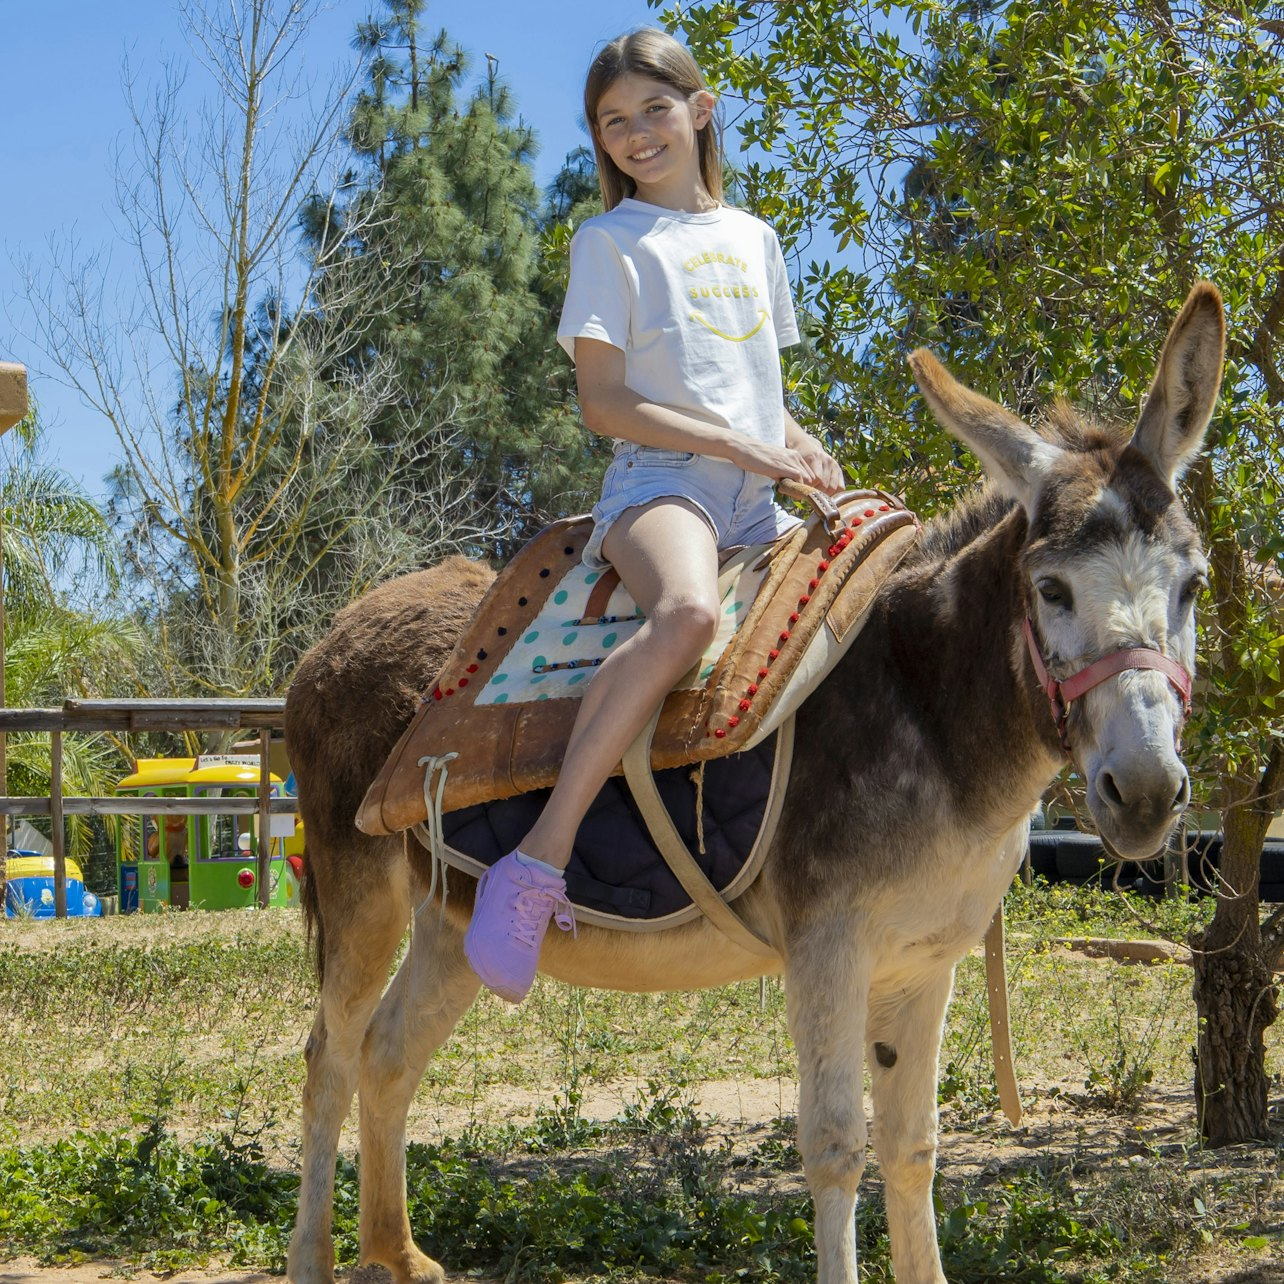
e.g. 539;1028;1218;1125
690;89;716;129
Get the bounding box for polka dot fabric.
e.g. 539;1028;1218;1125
475;561;765;706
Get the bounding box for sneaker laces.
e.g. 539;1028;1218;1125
510;884;576;949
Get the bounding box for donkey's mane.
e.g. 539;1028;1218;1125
904;400;1127;569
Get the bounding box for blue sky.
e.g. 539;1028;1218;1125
0;0;661;497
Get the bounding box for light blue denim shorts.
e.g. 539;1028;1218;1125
582;444;802;571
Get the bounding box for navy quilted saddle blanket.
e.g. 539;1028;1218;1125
441;733;778;925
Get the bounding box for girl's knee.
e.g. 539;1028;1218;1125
653;596;720;656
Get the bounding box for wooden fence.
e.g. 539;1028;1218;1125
0;698;292;916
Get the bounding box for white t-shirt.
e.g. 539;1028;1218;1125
557;198;800;448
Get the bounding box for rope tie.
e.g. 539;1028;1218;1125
412;751;459;918
691;762;707;855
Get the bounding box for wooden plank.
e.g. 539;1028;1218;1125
0;796;298;816
258;728;271;909
64;698;285;716
0;710;86;732
126;712;247;730
0;363;27;434
0;703;286;733
51;730;66;919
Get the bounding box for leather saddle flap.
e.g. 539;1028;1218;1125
357;488;920;835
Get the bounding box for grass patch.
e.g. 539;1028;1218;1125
2;1098;1226;1283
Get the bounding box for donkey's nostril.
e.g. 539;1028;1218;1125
1098;772;1124;809
1171;771;1191;813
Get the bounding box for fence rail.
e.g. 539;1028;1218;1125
2;796;297;816
1;698;288;917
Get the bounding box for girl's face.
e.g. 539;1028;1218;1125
593;72;715;210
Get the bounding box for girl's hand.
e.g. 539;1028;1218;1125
791;443;846;495
733;439;846;496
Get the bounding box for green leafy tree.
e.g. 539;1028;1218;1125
1;415;141;857
23;0;467;710
309;2;605;563
673;0;1284;1144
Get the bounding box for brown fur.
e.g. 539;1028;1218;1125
288;558;495;981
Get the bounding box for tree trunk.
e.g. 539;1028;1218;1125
1190;930;1276;1144
1189;745;1283;1145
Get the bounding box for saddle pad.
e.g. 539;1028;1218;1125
357;488;919;835
439;731;781;930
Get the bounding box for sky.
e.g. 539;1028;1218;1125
0;0;663;498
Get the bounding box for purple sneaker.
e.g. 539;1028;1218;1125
464;851;575;1003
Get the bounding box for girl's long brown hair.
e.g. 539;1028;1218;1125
583;28;722;211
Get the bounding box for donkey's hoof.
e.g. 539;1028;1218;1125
365;1247;447;1284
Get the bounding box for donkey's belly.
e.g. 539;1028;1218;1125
537;910;783;992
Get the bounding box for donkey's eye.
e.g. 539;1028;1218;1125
1037;579;1073;610
1179;574;1207;607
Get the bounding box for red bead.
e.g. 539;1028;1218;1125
739;698;752;711
769;649;780;661
865;508;876;517
758;667;769;679
445;688;454;696
828;544;839;557
714;728;727;739
458;678;469;688
852;518;863;527
808;578;819;591
747;684;758;696
466;663;479;673
789;612;800;624
433;689;443;701
727;716;740;728
799;593;811;606
818;560;830;572
879;504;890;512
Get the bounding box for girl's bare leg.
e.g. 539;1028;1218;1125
463;497;720;1002
520;497;720;869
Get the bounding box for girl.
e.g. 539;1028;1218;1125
464;28;844;1002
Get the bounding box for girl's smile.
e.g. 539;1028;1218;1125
594;72;716;211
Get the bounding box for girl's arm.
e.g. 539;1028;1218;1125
576;338;844;494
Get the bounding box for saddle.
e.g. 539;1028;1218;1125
356;485;920;837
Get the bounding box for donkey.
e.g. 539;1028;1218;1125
284;283;1224;1284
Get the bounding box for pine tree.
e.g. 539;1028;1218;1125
309;1;604;561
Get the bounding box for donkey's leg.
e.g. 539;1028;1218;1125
357;902;481;1284
787;918;872;1284
288;854;412;1284
867;968;954;1284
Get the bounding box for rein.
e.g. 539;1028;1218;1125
1021;617;1192;753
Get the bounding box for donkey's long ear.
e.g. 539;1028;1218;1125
1130;282;1225;487
908;348;1059;513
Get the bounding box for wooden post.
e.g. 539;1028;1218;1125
1;362;30;912
50;730;66;918
258;727;271;909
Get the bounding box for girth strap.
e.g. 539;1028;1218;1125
621;706;784;960
984;903;1022;1127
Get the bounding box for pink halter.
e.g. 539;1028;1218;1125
1022;617;1193;753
